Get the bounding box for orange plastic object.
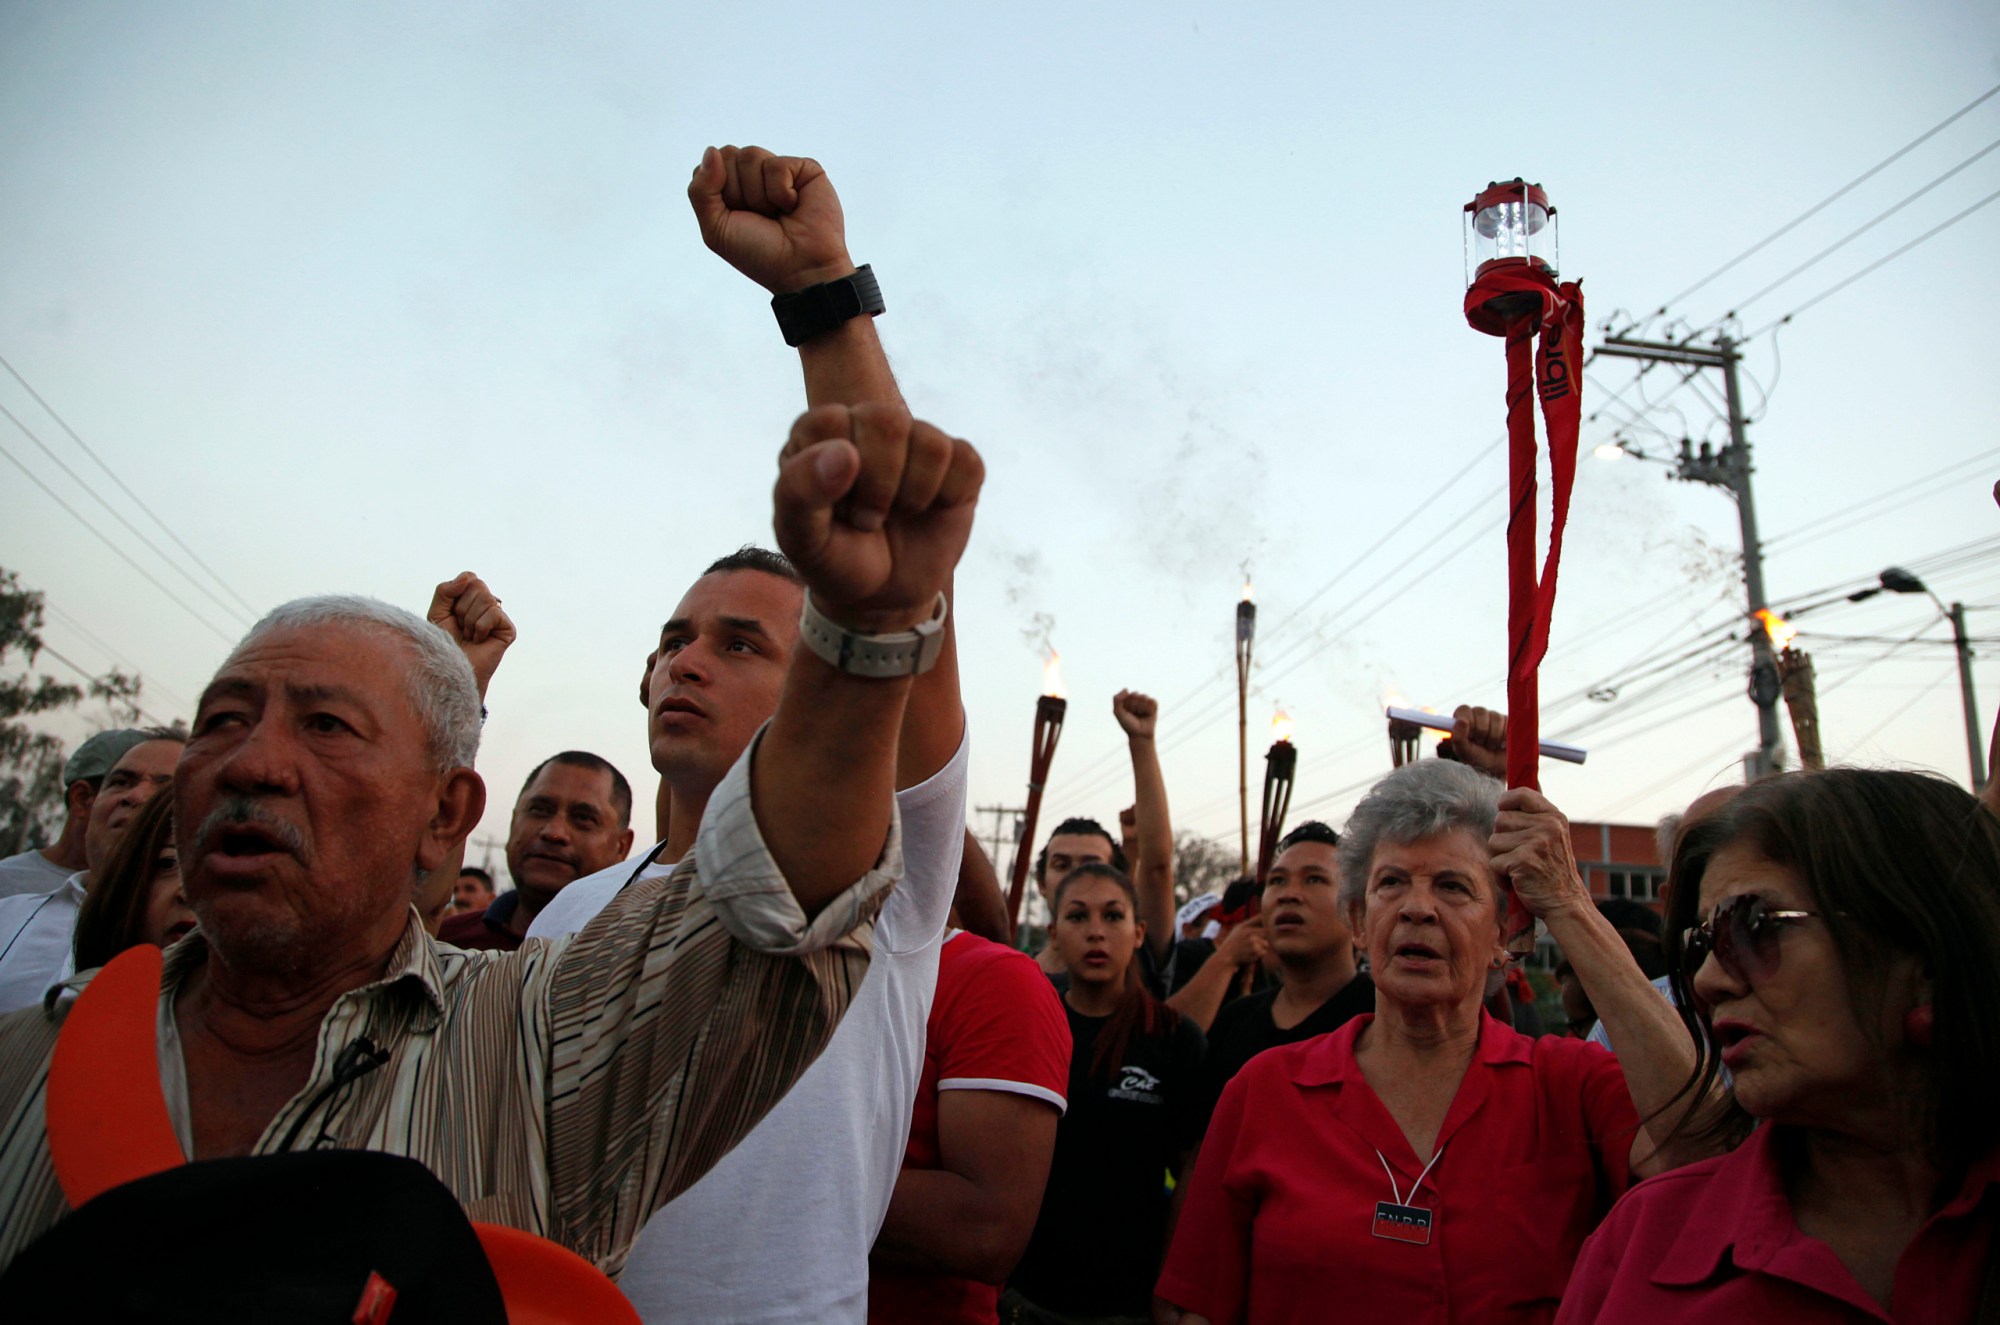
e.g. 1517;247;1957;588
46;945;185;1206
473;1222;640;1325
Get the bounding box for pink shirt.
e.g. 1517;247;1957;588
1158;1012;1637;1325
1557;1123;1998;1323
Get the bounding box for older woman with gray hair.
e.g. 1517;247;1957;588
1156;760;1709;1325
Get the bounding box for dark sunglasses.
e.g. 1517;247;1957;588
1681;893;1823;984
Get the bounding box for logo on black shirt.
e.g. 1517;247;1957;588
1108;1065;1163;1105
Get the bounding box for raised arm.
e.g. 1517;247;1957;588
689;143;903;412
1490;787;1721;1175
953;830;1015;946
759;403;982;915
1115;690;1178;966
420;572;517;931
691;144;963;790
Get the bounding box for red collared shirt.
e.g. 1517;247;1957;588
1157;1012;1637;1325
1557;1122;1997;1323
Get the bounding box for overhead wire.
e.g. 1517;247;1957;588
1650;81;2000;315
38;600;197;714
0;401;255;628
1042;434;1505;806
0;439;238;645
0;352;261;619
1711;135;2000;324
1838;666;1960;753
1747;182;2000;340
31;642;175;728
1763;447;2000;552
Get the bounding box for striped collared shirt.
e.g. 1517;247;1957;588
0;736;896;1275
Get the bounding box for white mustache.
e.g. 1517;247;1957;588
197;797;310;862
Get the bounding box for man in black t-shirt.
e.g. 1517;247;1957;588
1194;820;1374;1129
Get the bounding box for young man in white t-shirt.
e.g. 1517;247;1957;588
528;142;970;1323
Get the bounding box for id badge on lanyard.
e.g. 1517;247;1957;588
1371;1144;1444;1246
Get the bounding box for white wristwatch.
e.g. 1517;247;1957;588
798;590;949;678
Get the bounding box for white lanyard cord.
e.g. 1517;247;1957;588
1376;1141;1448;1207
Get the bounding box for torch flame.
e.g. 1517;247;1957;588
1271;709;1296;744
1754;608;1798;651
1241;576;1254;603
1042;648;1066;699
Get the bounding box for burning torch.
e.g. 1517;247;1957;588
1236;578;1256;875
1005;650;1068;933
1758;609;1823;771
1255;711;1298;885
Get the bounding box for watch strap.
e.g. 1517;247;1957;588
797;590;947;678
770;265;884;347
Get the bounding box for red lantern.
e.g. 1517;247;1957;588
1462;177;1585;960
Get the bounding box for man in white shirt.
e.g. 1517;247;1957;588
0;729;184;1011
0;728;152;899
528;142;971;1322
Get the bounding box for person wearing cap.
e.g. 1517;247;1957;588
1176;892;1222;941
0;728;184;1013
0;728;150;899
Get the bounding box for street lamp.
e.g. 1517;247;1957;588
1849;567;1985;788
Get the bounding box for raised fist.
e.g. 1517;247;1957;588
772;403;982;637
1438;703;1507;779
427;572;515;700
1112;690;1159;741
689;144;854;294
1489;786;1589;922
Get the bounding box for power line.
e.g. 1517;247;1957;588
38;600;197;714
1651;81;2000;316
1716;135;2000;323
32;642;174;727
0;401;255;627
0;351;261;618
1747;182;2000;339
1837;666;1959;753
1044;434;1504;805
1765;447;2000;553
0;438;238;644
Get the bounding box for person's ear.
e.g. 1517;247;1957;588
614;826;636;860
65;779;97;821
1133;918;1148;951
417;769;487;876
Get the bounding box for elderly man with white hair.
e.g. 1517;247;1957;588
0;400;983;1277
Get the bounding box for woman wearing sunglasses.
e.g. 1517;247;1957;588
1558;768;2000;1322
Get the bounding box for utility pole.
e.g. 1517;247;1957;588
1949;602;1986;788
1598;334;1784;779
972;803;1026;877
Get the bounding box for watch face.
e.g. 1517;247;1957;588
826;281;864;320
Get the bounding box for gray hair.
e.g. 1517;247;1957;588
1654;812;1683;873
1336;759;1501;911
230;595;481;771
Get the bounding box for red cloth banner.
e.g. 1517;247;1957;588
1465;265;1584;954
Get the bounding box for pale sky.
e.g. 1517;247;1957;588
4;2;1996;888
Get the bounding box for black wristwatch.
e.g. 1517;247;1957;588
770;265;884;347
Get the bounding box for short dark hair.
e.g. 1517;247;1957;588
517;751;634;829
703;545;802;585
456;866;494;892
1277;820;1340;852
1035;817;1129;881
